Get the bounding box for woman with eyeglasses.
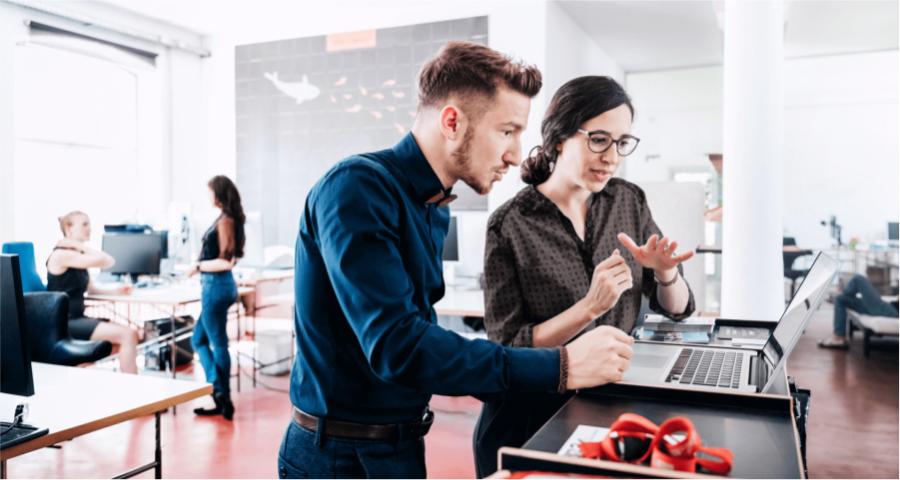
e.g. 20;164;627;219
473;76;696;477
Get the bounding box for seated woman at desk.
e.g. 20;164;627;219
188;175;245;421
473;76;696;477
47;211;139;374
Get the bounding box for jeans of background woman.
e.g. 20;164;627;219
192;271;237;395
834;274;899;336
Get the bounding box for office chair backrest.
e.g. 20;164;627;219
1;242;46;293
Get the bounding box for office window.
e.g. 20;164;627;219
13;38;162;276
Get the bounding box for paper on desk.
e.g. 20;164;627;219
730;337;768;347
644;314;716;326
557;425;610;457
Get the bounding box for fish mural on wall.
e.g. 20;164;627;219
264;72;321;105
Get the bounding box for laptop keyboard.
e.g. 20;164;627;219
0;422;46;449
666;348;743;389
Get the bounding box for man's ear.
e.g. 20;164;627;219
439;104;464;141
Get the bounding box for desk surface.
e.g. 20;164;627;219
0;363;210;459
87;284;254;306
235;269;294;286
523;385;803;478
434;288;484;317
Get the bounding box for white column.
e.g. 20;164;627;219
721;0;785;319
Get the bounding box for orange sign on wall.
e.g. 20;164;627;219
326;30;377;52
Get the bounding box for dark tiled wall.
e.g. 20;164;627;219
236;17;488;247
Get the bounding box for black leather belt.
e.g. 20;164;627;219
291;407;434;441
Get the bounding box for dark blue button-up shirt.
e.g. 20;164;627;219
290;133;562;424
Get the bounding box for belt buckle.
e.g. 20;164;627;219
417;408;435;437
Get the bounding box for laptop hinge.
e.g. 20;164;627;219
749;355;760;388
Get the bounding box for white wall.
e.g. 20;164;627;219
544;1;625;101
625;50;899;247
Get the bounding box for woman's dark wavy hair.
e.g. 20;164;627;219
521;76;634;185
208;175;246;259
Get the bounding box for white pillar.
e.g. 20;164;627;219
721;0;785;319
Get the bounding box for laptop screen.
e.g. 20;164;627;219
761;252;837;390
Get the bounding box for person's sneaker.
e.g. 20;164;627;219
817;337;849;350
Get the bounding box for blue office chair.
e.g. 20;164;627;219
2;242;47;292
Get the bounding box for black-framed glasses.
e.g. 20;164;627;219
577;129;641;156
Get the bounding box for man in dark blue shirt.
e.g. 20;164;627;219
278;41;635;479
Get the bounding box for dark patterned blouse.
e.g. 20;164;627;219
483;178;695;347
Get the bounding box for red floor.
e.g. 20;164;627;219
4;304;897;478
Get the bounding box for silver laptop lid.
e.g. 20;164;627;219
760;252;838;392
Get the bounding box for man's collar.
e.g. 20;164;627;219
390;132;455;205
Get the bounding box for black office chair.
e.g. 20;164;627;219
783;237;813;299
23;292;112;366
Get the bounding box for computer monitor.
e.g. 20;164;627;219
154;230;169;259
889;222;898;242
104;223;152;234
442;216;459;262
102;233;161;281
1;254;35;397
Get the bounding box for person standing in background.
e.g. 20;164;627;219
189;175;245;421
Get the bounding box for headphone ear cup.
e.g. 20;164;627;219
695;447;734;475
599;436;621;461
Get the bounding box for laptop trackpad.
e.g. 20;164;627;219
631;353;671;369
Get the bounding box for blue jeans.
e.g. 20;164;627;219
834;274;899;336
277;421;426;478
192;272;237;395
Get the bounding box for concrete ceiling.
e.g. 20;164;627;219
87;0;899;72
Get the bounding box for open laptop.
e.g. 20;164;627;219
621;252;837;394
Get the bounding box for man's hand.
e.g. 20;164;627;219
565;325;634;390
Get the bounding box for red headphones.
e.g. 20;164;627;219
578;413;733;475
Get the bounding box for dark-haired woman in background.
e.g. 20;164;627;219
189;175;245;420
473;76;696;477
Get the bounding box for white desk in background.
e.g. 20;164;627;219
234;268;294;314
86;284;257;392
435;287;484;318
0;363;210;479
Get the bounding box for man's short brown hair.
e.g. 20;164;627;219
417;41;542;116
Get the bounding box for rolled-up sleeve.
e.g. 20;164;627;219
313;164;560;396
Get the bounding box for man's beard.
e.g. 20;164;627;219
451;127;491;195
